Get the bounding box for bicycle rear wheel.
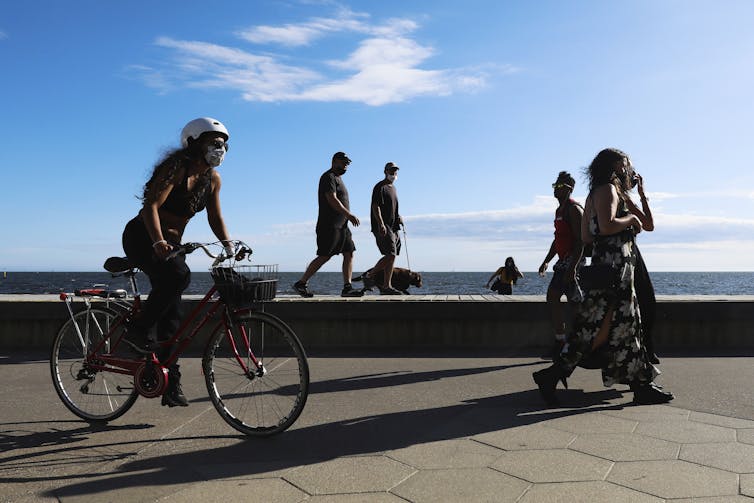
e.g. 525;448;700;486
50;306;138;422
203;310;309;436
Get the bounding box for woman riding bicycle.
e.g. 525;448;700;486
122;117;234;407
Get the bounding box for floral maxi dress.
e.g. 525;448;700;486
559;199;658;387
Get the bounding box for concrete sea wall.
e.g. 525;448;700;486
2;294;754;352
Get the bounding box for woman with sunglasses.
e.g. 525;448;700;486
121;117;234;407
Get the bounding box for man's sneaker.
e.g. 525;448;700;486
341;284;365;297
379;286;403;295
293;281;314;298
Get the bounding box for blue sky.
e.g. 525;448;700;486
2;0;754;272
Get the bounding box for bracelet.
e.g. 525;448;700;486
152;239;167;248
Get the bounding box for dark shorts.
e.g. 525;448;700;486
491;279;512;295
373;229;401;256
316;225;355;257
549;255;585;295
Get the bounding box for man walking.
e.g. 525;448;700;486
538;171;584;356
293;152;364;297
363;162;403;295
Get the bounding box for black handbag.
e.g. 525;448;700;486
579;263;620;291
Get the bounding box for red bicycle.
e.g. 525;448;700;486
50;241;309;436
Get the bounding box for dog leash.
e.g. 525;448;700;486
401;224;411;271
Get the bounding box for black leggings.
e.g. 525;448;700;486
122;216;190;360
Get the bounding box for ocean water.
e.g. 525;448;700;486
2;271;754;296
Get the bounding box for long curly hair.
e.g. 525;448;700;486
140;136;210;205
585;148;630;197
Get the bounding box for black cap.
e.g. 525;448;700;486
384;162;399;171
332;151;351;162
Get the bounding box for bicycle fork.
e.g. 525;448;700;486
224;314;265;380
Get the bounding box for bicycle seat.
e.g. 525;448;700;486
75;287;128;298
104;256;134;274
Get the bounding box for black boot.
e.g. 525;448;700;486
162;364;188;407
630;382;673;405
532;364;569;406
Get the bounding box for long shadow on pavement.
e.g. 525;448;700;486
42;382;624;499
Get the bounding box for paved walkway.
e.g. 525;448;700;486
2;352;754;502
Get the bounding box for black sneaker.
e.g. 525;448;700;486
632;382;674;405
162;384;189;407
379;286;403;295
162;367;189;407
293;281;314;298
341;284;365;297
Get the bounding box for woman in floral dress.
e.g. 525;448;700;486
533;148;673;406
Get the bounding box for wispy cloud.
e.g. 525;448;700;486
258;194;754;251
0;30;7;40
236;7;382;46
646;189;754;202
131;7;500;106
157;187;754;271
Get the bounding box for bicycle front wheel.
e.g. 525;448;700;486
204;310;309;436
50;306;138;422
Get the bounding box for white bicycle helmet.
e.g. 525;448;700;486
180;117;229;147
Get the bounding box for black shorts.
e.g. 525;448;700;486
491;279;512;295
373;229;401;256
316;225;356;257
549;255;585;295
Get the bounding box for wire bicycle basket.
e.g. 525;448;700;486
211;264;278;305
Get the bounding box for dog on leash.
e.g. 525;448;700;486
353;267;423;294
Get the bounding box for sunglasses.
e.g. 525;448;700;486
552;183;572;189
210;139;229;151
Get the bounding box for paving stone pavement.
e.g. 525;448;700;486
2;352;754;502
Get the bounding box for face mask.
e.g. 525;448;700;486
205;146;225;167
387;173;397;182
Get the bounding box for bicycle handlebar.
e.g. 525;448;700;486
166;240;253;267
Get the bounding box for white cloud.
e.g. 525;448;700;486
133;9;492;106
231;191;754;271
655;213;754;228
236;8;415;47
150;37;323;101
0;30;7;40
645;189;754;202
124;64;173;93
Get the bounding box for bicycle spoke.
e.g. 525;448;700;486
204;310;309;436
50;306;139;422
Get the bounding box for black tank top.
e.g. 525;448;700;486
161;170;212;217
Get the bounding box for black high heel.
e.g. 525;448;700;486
533;365;567;406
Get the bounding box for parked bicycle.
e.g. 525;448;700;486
50;241;309;436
